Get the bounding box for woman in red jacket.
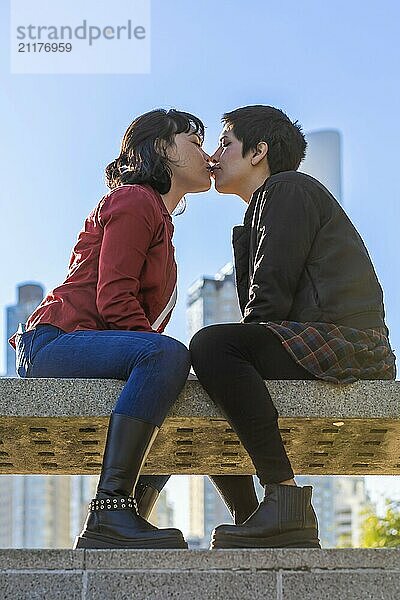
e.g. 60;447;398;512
10;108;216;549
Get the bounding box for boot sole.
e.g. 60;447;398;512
211;530;321;549
74;532;188;550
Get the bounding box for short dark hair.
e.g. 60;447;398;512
222;105;307;174
105;109;205;193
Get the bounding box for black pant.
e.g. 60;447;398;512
190;323;317;485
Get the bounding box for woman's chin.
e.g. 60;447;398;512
214;180;225;193
212;172;226;193
184;176;212;194
194;179;212;192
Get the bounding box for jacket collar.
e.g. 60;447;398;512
144;185;172;219
241;178;269;227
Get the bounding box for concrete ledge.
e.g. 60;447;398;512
0;549;398;599
0;378;399;476
1;378;400;418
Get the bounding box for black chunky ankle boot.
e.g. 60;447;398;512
211;483;321;549
74;413;187;549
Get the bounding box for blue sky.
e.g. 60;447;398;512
1;1;399;533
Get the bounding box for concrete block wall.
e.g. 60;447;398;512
0;549;399;599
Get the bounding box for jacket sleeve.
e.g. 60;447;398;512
243;182;321;323
96;186;158;331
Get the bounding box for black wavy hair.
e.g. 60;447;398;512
105;109;205;194
222;105;307;174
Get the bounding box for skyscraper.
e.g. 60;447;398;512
5;283;44;376
300;129;342;201
0;475;72;548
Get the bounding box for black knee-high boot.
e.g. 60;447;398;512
74;413;187;549
211;483;321;549
135;482;161;520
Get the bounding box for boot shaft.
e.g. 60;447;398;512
264;484;318;532
97;413;159;498
135;484;160;520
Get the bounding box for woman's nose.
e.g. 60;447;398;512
201;149;211;161
210;147;222;162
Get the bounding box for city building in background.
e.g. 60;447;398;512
188;476;233;548
0;475;71;548
296;475;374;547
149;491;175;528
5;282;44;377
334;477;372;547
300;129;342;201
69;475;98;546
187;263;241;340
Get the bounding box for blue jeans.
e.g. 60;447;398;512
15;324;191;427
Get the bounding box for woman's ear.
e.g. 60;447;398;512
251;141;268;166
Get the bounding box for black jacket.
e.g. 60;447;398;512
232;170;388;332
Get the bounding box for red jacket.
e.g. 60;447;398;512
9;184;177;349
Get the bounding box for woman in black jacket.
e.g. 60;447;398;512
189;105;396;549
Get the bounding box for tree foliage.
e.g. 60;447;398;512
360;499;400;548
